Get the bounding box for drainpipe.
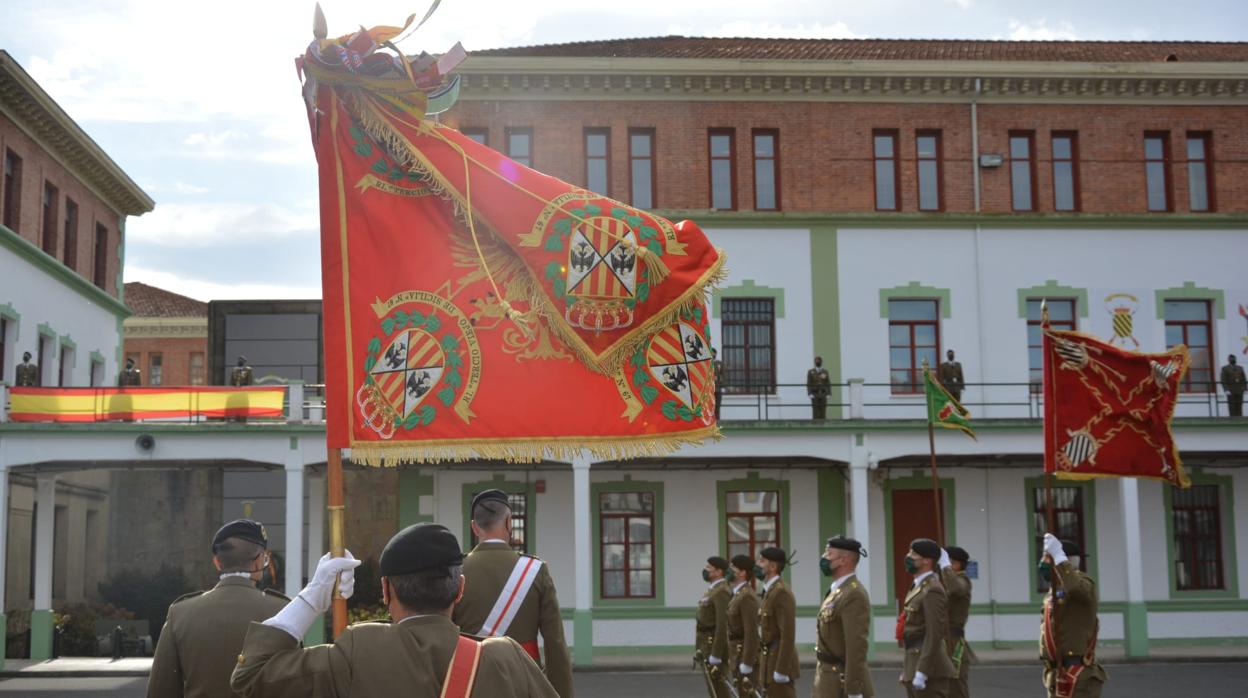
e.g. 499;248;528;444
969;78;989;415
971;78;982;213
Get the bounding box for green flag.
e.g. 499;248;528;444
924;369;976;440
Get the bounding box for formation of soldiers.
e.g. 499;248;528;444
694;533;1104;698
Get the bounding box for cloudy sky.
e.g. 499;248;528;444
4;0;1245;301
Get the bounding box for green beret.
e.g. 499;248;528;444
380;523;464;576
946;546;970;564
759;547;787;564
730;555;754;572
826;535;867;557
212;519;268;552
910;538;941;560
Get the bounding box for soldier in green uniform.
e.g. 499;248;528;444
695;555;732;697
807;357;831;420
725;554;761;697
898;538;955;698
815;536;873;698
757;547;799;698
452;490;573;697
148;520;290;698
231;522;559;698
14;352;38;387
1039;534;1107;698
1221;355;1245;417
120;357;142;386
938;546;975;698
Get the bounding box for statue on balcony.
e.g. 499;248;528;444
230;356;254;387
939;349;965;403
119;357;142;387
807;356;831;420
15;351;39;387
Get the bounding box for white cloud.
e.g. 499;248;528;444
1007;19;1080;41
125;265;321;301
126;202;318;247
679;20;861;40
950;0;972;9
140;181;212;196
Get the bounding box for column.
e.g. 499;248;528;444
284;447;305;602
1120;478;1149;658
0;445;9;668
849;443;874;659
571;454;592;666
31;475;55;660
304;472;326;645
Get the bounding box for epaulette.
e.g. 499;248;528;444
460;630;487;642
263;588;291;601
849;581;858;589
519;552;541;560
170;590;205;605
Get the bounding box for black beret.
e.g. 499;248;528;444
707;556;730;572
380;523;465;576
730;554;754;572
946;546;970;564
471;489;511;515
759;547;787;563
212;519;268;551
910;538;941;560
1061;540;1084;557
826;536;867;557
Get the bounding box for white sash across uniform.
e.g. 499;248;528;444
480;555;544;638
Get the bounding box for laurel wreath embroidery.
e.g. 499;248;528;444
365;310;465;431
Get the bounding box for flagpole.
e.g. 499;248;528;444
1041;300;1055;534
923;361;946;547
327;447;348;637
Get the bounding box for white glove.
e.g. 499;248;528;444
739;663;753;675
707;655;722;666
913;670;927;690
1043;533;1068;565
939;548;951;570
849;695;864;698
263;551;361;640
772;672;790;684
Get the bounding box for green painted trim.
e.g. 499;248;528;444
1155;282;1226;319
1023;476;1098;604
590;477;666;607
288;437;298;450
115;316;124;378
37;322;57;339
879;282;952;319
304;619;325;647
716;472;792;586
1124;600;1149;658
30;609;54;660
399;470;435;528
89;350;105;365
809;225;843;419
0;303;19;343
816;466;847;593
1163;469;1239;599
1016;281;1090;319
573;609;593;665
882;474;957;603
461;475;538;554
712;279;786;319
654;209;1248;229
58;334;76;351
0;223;130;319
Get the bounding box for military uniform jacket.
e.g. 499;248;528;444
726;582;760;669
807;368;831;396
1040;561;1107;680
230;615;559;698
759;578;799;679
938;362;965;392
147;575;289;698
14;362;38;387
1222;364;1246;394
695;579;731;660
901;573;956;681
451;542;572;698
816;575;874;696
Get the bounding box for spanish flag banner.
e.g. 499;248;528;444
1042;328;1190;487
300;21;723;465
8;387;286;422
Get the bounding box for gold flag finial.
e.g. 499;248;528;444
313;3;328;40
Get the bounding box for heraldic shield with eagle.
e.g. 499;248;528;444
299;16;725;465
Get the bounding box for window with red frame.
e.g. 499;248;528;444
1171;484;1224;591
599;491;655;599
41;181;59;257
3;149;21;232
873;130;900;211
505;128;532;167
720;298;775;393
629;128;656;209
461;128;488;146
1026;299;1075;392
889;299;939;394
916;130;942;211
1186;132;1214;212
63;198;79;271
725;490;780;562
584;128;610;196
1032;486;1088;593
708;129;735;210
1009;131;1036;211
1164;300;1213;392
93;223;109;290
1145;132;1172;212
752;129;779;210
1051;132;1080;212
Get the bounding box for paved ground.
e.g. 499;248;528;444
2;663;1246;697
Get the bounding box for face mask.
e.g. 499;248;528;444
1038;561;1053;584
753;565;767;581
903;556;919;575
819;557;833;577
702;569;712;583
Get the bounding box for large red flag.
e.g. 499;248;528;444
300;26;722;465
1042;328;1191;487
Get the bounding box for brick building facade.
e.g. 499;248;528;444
122;282;208;387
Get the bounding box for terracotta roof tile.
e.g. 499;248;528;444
124;282;207;318
471;37;1248;63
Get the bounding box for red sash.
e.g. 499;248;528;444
1053;663;1086;698
894;611;906;646
440;636;484;698
520;640;541;663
